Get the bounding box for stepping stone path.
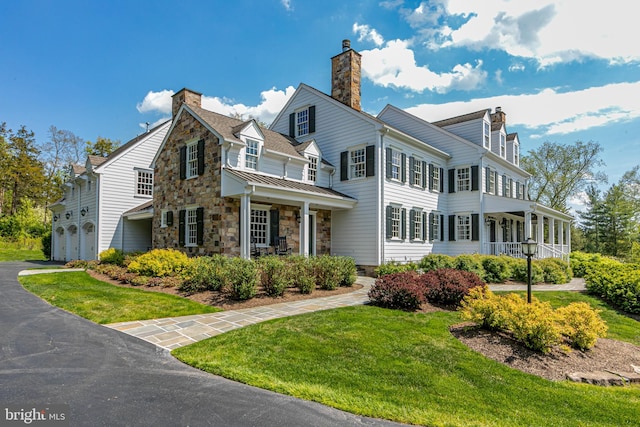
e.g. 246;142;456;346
567;365;640;386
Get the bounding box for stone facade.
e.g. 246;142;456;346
331;39;362;112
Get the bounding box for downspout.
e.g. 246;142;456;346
95;174;101;258
77;180;82;260
378;128;388;266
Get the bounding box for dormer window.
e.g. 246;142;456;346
500;134;506;158
307;155;318;182
483;122;491;148
245;139;259;169
514;143;520;166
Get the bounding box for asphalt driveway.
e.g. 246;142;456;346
0;261;404;426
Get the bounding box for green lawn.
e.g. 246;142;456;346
19;271;221;324
173;294;640;427
0;248;46;262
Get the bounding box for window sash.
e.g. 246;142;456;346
297;109;309;136
136;171;153;196
432;166;440;191
457;215;471;240
391;207;401;238
457;168;470;191
187;143;198;178
483;122;490;148
413;211;423;240
391;151;401;180
250;209;269;245
186;209;198;246
350;148;366;178
246;139;258;169
488;170;495;193
500;134;506;157
307;156;318;181
413;160;422;186
432;214;441;241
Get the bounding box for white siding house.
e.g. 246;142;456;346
49;121;170;261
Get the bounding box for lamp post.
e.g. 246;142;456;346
521;237;538;303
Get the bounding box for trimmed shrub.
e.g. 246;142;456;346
312;255;343;290
537;258;572;284
570;252;603;278
555;302;608;350
375;261;419;277
335;256;357;287
258;256;293;297
180;255;227;294
509;258;545;284
127;248;190;277
288;257;315;294
99;248;125;266
42;231;51;259
453;254;485;280
225;257;258;300
585;263;640;314
481;255;512;283
419;254;455;272
503;296;561;353
418;268;485;306
368;272;425;311
460;286;507;330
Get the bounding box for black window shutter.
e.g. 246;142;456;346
409;157;415;184
440;168;444;192
269;209;279;246
178;210;186;247
289;113;295;137
166;210;173;226
196;207;204;246
409;210;415;240
401;153;407;183
197;139;205;175
308;106;316;133
385;206;392;239
448;215;456;241
428;163;434;191
471;214;480;241
448;169;455;193
471;165;479;191
179;146;187;180
385;147;392;179
440;215;445;241
485;167;491;192
422;212;427;241
401;208;407;240
340;151;348;181
429;212;434;241
365;145;375;177
422;161;428;189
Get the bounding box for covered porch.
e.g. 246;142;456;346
222;168;357;259
482;194;573;261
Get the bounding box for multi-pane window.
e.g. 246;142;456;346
457;167;471;191
390;206;401;238
186;208;198;246
246;139;258;169
514;144;520;165
487;169;495;194
432;165;440;191
297;109;309;137
457;215;471;241
307;156;318;182
250;209;268;245
483;122;491;148
413;159;422;186
504;177;511;197
187;141;198;178
431;213;441;241
350;148;366;179
391;151;402;180
500;134;506;157
413;210;423;240
136;170;153;196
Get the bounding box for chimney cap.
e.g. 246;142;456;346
342;39;351;52
495;106;502;112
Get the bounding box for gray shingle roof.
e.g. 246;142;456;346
123;200;153;215
432;109;489;127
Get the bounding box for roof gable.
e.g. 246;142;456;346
432;109;490;128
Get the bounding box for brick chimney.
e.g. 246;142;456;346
172;88;202;117
491;106;506;126
331;39;362;111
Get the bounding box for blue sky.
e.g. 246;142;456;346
1;0;638;208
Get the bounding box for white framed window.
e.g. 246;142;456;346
457;167;471;191
391;150;402;180
431;165;440;192
186;141;198;178
412;210;423;240
350;148;366;179
390;206;401;238
514;143;520;166
307;155;318;182
504;176;511;197
136;169;153;197
483;122;491;148
413;159;422;186
250;208;269;246
457;215;471;241
487;169;495;194
185;208;198;246
246;139;259;169
500;134;506;158
161;210;173;228
297;108;309;137
431;213;441;242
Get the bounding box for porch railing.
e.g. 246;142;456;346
483;242;570;261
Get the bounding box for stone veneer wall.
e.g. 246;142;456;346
153;109;333;257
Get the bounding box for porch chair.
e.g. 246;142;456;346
275;236;292;256
250;237;263;259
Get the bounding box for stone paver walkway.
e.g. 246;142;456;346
106;277;376;350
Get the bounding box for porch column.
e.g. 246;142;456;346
240;192;251;259
549;218;556;246
557;221;564;248
537;214;545;244
299;201;310;257
524;212;532;239
566;223;572;253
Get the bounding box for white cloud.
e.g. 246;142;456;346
353;22;384;47
405;81;640;137
281;0;292;12
426;0;639;66
136;86;296;126
359;38;487;93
